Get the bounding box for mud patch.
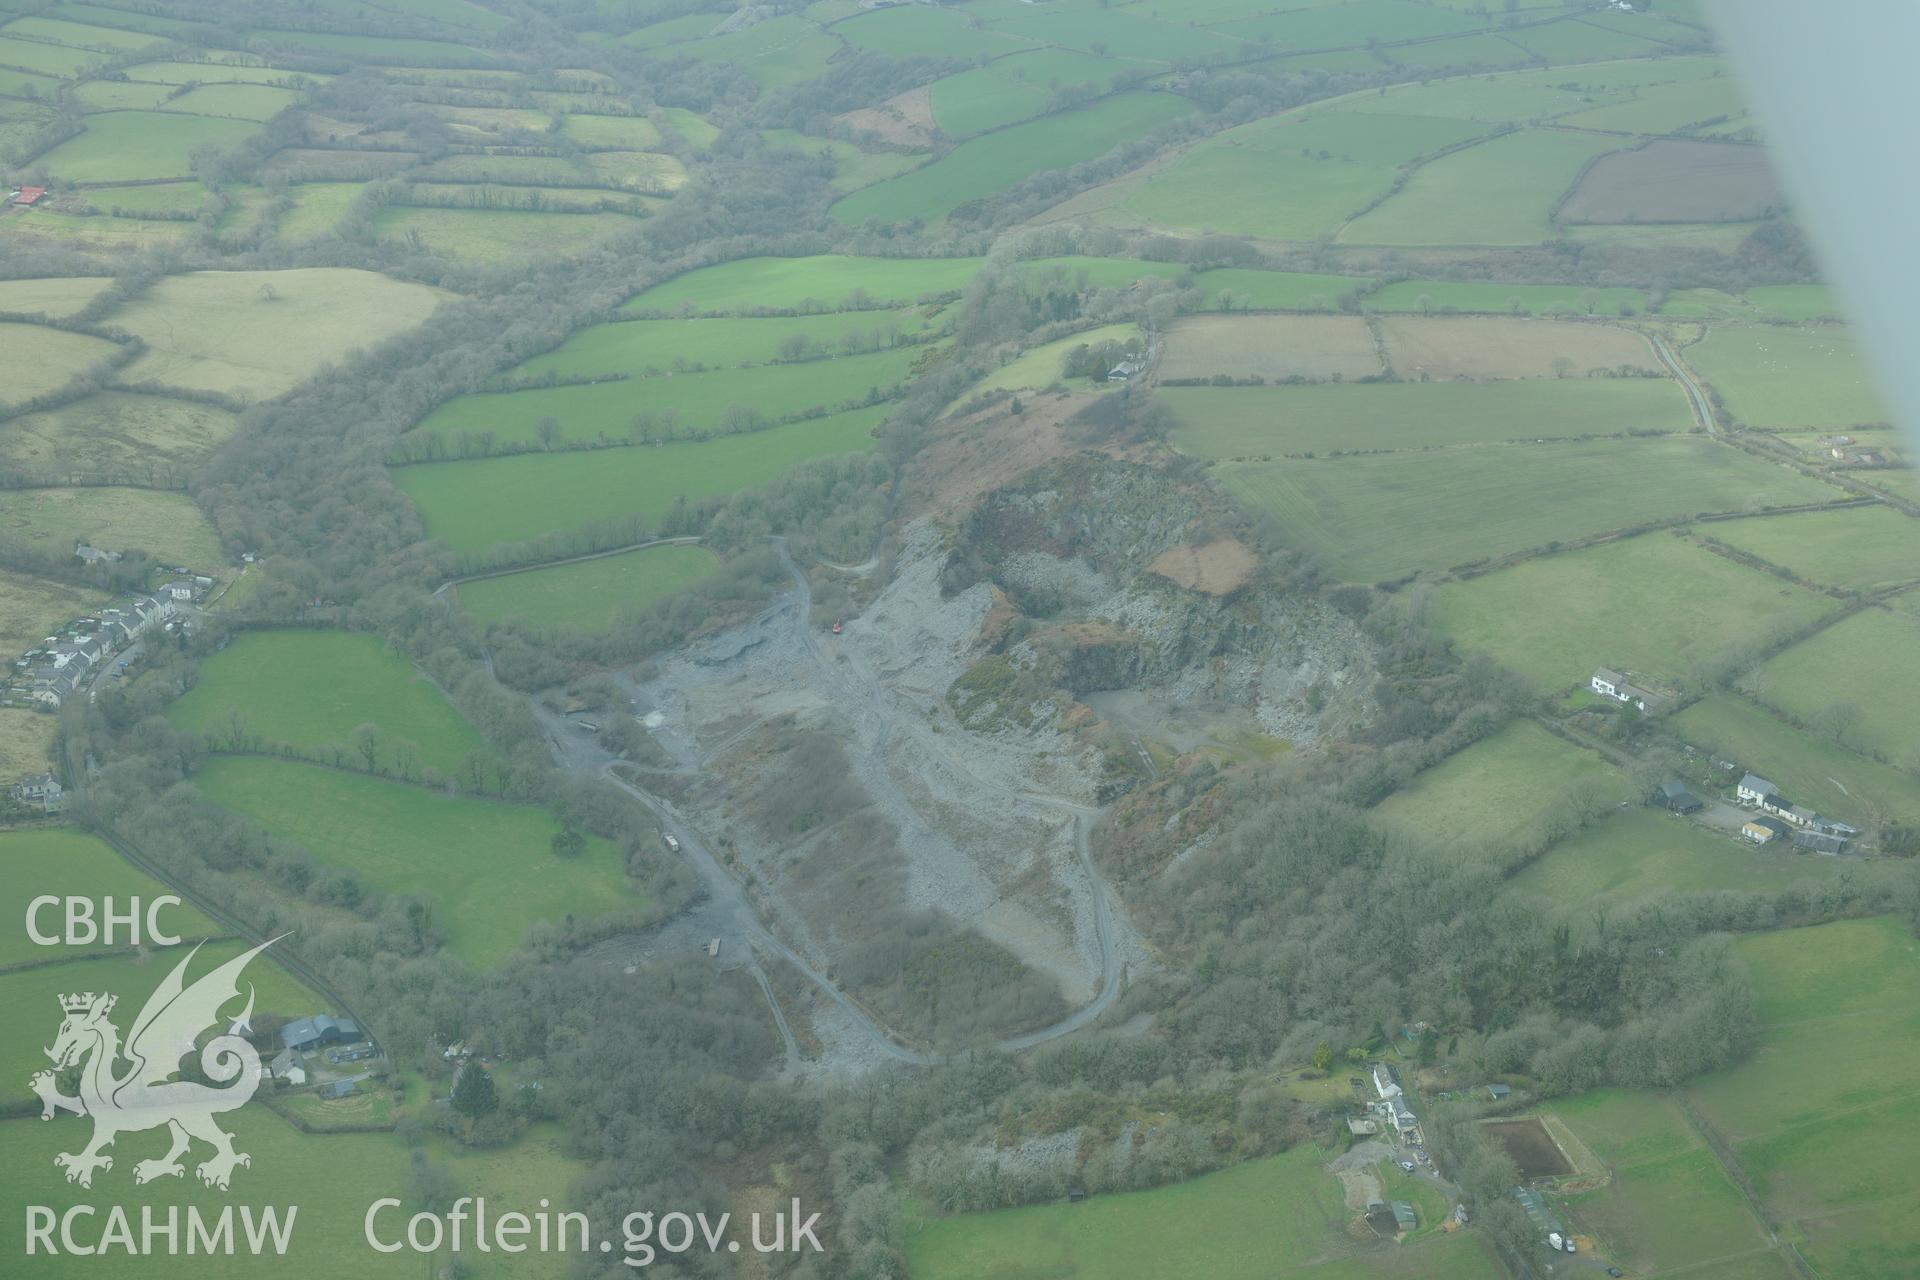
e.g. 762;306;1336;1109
1147;538;1258;596
1482;1116;1574;1178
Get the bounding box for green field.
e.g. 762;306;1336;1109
1366;280;1646;315
557;110;661;149
0;323;120;408
71;78;177;109
1705;506;1920;592
415;344;922;446
927;48;1117;135
989;4;1236;62
0;828;220;967
1164;379;1692;457
1688;916;1920;1279
832;92;1194;226
1341;129;1622;246
1559;72;1749;134
34;110;260;182
195;756;633;968
1215;436;1843;582
1210;0;1480;51
676;13;840;89
626;254;980;314
1672;693;1920;828
1551;1090;1771;1276
0;1110;422;1277
906;1142;1499;1280
1114;110;1486;241
1510;806;1865;907
980;323;1137;394
1687;324;1892;428
761;129;923;192
0;939;321;1105
512;311;937;383
109;268;445;401
1371;720;1627;859
1752;607;1920;767
394;404;884;553
369;205;640;263
277;181;363;240
836;2;1033;60
1431;533;1836;690
159;82;299;121
458;542;719;630
169;630;492;775
0;486;222;566
0;391;239;476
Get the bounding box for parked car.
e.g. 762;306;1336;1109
1398;1160;1415;1172
662;833;681;853
1606;1270;1623;1278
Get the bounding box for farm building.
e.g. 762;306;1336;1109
1590;666;1669;713
1589;667;1626;699
7;186;46;207
1487;1083;1512;1100
1743;816;1791;845
1391;1202;1416;1232
1651;778;1702;814
1793;830;1849;854
1515;1189;1568;1245
281;1013;364;1052
266;1048;306;1085
1737;773;1779;806
317;1080;358;1100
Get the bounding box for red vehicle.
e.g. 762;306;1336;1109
831;620;842;635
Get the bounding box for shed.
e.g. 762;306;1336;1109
1743;816;1791;844
1486;1083;1511;1100
318;1080;358;1100
1391;1201;1416;1232
1651;778;1701;814
1792;830;1849;855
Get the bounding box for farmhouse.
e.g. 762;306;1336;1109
1589;667;1626;699
74;542;121;565
1106;358;1145;382
1372;1062;1401;1100
1737;773;1779;807
1589;666;1670;713
281;1013;364;1052
1390;1098;1418;1133
10;773;64;813
266;1048;306;1085
1651;778;1702;814
1743;816;1791;844
7;185;46;207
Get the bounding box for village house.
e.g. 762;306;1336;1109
1371;1062;1401;1100
1589;667;1669;713
74;542;121;565
1106;358;1145;382
1736;773;1778;807
266;1047;306;1085
1743;815;1791;845
11;773;64;813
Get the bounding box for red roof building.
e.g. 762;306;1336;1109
8;186;47;206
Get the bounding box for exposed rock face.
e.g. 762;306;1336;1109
951;459;1376;753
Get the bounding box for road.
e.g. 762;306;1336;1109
1646;330;1715;434
539;538;1132;1069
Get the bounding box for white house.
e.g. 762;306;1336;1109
1737;773;1778;807
1372;1062;1401;1100
1590;667;1625;699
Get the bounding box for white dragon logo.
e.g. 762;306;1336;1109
30;938;279;1191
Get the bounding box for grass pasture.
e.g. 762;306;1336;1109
1509;806;1863;908
458;542;719;631
109;268;445;401
512;311;937;383
0;391;239;477
414;344;923;447
276;181;363;240
169;630;491;775
1365;280;1645;316
0;827;221;967
1158;314;1381;382
157;82;299;121
1193;268;1370;311
835;2;1033;60
1687;324;1892;429
832;92;1194;226
905;1141;1499;1280
1559;73;1750;136
395;405;884;553
0;939;320;1105
1672;693;1920;829
0;486;221;566
1549;1089;1770;1276
978;322;1137;394
678;13;840;89
926;48;1117;135
369;206;640;263
625;255;980;315
1376;315;1658;379
1686;916;1920;1278
33;110;260;182
1217;437;1840;582
557;111;660;149
0;706;56;782
0;567;105;658
761;129;922;193
1560;139;1783;224
1114;110;1487;242
195;756;634;969
1341;129;1621;246
1163;378;1690;457
71;77;177;109
1371;720;1627;859
1431;532;1837;690
1705;506;1920;592
0;323;120;408
1751;607;1920;767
